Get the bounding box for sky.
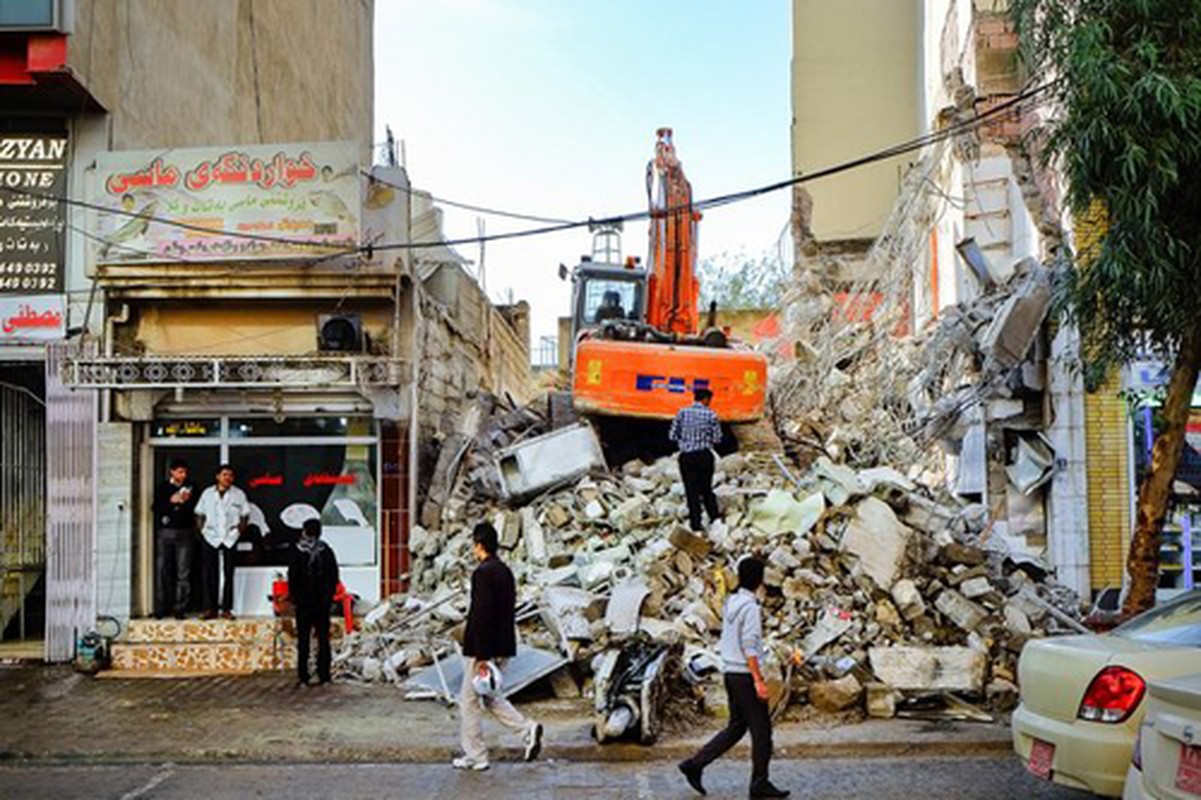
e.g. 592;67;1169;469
374;0;793;361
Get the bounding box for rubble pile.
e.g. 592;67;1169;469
770;257;1052;475
338;441;1084;722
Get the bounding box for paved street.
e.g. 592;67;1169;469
0;757;1088;800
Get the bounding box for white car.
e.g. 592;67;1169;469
1124;672;1201;799
1013;590;1201;797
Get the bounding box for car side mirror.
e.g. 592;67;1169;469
558;263;569;281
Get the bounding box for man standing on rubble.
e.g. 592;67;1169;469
678;556;789;799
669;386;723;532
452;522;544;771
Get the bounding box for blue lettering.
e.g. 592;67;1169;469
634;374;712;393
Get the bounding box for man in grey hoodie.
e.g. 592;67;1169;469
678;556;788;799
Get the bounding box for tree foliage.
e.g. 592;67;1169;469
1016;0;1201;614
698;251;790;310
1016;0;1201;370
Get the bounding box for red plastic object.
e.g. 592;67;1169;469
332;582;355;633
270;577;354;633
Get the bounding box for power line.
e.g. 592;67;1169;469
362;170;573;225
0;81;1053;260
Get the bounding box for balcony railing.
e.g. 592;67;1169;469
60;355;406;389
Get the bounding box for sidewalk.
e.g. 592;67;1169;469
0;666;1011;764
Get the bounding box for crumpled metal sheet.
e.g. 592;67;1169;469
405;644;569;701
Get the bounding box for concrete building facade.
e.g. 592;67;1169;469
0;0;530;663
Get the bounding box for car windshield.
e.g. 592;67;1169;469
1112;590;1201;647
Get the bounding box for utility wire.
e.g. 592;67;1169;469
0;81;1053;259
362;170;573;225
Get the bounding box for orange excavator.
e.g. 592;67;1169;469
566;129;768;452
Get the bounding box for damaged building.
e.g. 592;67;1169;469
785;0;1090;597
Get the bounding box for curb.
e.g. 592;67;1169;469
0;738;1012;766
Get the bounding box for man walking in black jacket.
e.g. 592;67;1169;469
152;458;198;618
452;522;543;771
288;518;339;686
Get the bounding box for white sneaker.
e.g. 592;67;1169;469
451;756;489;771
523;722;544;762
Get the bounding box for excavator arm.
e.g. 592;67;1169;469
645;128;702;337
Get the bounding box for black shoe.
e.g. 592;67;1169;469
749;781;789;799
679;761;706;796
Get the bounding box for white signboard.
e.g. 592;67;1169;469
0;294;65;342
93;141;360;264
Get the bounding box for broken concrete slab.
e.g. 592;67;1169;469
934;590;988;632
958;576;993;600
868;646;986;692
522;507;547;564
840;497;912;590
890;579;927;621
606;579;650;636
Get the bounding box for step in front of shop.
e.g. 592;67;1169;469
108;618;347;676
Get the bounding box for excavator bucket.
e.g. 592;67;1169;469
572;338;767;423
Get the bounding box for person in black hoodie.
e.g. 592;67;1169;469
152;458;198;619
451;522;543;771
288;518;339;686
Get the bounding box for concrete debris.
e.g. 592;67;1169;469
496;423;606;502
337;390;1083;726
868;646;987;692
809;674;863;712
840;497;912;590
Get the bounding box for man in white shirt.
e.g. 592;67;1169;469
195;464;249;619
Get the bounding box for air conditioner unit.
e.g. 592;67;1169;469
317;313;364;353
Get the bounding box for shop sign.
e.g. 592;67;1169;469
94;141;360;264
0;134;67;293
0;294;65;342
151;419;219;438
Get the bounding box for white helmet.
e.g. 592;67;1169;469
471;660;503;699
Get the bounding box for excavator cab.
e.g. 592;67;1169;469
566;223;646;365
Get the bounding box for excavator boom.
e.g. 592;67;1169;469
568;130;768;431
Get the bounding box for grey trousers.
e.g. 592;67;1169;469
155;527;193;616
459;657;533;762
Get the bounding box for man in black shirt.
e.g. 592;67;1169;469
452;522;543;771
288;518;340;686
152;458;198;619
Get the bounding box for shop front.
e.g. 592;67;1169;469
1126;361;1201;601
145;411;383;617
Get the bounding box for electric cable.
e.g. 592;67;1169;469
0;81;1054;259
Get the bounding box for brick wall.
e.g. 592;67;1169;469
1077;201;1131;590
1084;377;1131;589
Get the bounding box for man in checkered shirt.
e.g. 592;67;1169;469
669;387;723;531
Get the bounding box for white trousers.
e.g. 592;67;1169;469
459;657;532;762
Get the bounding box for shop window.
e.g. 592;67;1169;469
229;443;377;567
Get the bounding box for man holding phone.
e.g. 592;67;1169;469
152;458;197;619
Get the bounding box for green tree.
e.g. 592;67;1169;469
698;251;789;310
1016;0;1201;615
